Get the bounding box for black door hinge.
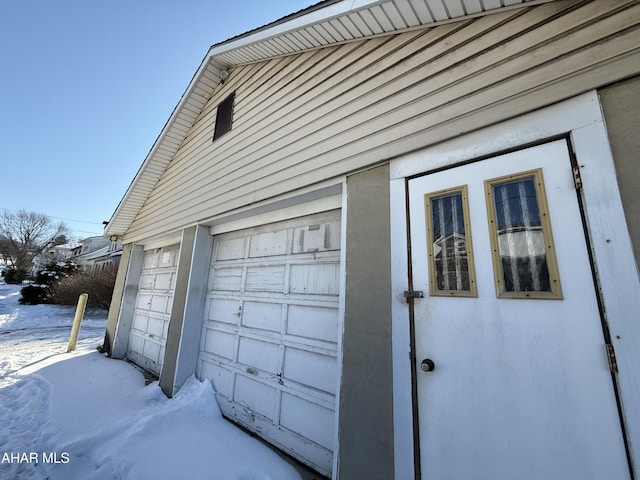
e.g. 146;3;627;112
572;165;582;190
606;343;618;374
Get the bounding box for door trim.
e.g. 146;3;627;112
390;91;640;480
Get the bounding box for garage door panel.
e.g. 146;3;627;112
241;301;281;332
139;274;156;290
153;272;174;290
146;316;165;338
129;334;163;373
203;328;236;361
199;359;235;399
287;305;338;342
206;298;241;324
158;248;178;267
210;267;243;291
245;266;285;292
142;338;162;364
128;349;144;367
284;348;337;395
217;393;334;475
249;230;289;257
149;295;170;314
216;237;247;260
280;393;334;451
128;332;144;353
132;313;148;332
234;375;277;419
293;221;340;253
135;293;151;310
142;253;158;269
289;264;340;295
238;337;280;374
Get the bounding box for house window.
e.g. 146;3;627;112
213;92;235;140
424;185;477;297
485;169;562;299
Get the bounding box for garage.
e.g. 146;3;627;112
128;244;179;376
197;210;342;476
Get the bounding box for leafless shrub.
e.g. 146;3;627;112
49;268;117;310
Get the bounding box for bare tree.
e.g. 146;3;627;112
0;209;71;271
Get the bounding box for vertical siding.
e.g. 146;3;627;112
124;0;640;242
340;164;393;479
599;75;640;267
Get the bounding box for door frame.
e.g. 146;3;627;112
390;91;640;480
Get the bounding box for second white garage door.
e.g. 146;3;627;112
128;244;179;376
197;210;341;476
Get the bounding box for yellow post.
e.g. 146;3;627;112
67;293;88;352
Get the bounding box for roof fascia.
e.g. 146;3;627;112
104;51;227;237
207;0;385;58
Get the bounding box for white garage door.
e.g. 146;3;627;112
128;245;179;376
197;210;341;476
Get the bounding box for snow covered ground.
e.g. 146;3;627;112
0;282;303;480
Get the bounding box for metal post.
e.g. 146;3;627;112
67;293;88;352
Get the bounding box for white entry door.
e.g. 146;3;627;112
408;140;629;479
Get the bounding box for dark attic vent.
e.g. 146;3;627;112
213;91;235;141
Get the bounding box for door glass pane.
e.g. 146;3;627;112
485;169;562;299
425;186;477;297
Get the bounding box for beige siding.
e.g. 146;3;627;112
124;0;640;242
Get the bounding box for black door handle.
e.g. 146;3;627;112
421;358;435;372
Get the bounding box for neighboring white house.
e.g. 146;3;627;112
102;1;640;478
91;235;123;272
71;236;122;273
71;236;110;272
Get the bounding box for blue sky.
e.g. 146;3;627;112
0;0;314;240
